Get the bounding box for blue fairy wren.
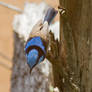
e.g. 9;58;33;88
24;7;57;72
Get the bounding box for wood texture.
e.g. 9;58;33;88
51;0;92;92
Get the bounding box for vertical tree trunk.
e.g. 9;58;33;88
52;0;92;92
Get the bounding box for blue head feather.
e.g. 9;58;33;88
25;37;46;70
38;56;44;64
27;49;38;69
25;37;46;54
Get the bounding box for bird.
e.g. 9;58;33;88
24;20;49;72
24;7;57;72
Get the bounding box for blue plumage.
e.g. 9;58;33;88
25;36;46;54
25;36;46;70
24;8;57;72
26;49;38;69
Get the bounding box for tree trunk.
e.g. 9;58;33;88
52;0;92;92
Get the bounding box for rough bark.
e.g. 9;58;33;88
11;33;53;92
51;0;92;92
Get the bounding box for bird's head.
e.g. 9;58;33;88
26;48;45;71
26;49;39;69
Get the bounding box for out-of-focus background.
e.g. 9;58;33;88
0;0;58;92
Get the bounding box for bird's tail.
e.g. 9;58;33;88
44;7;58;25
